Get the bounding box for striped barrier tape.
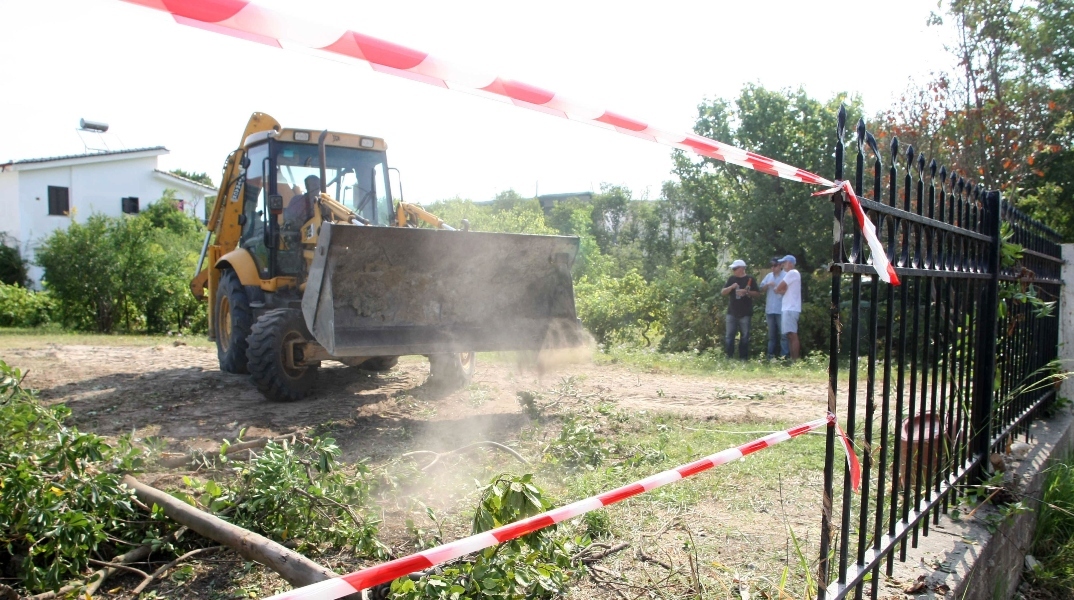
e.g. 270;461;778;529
813;181;900;285
117;0;900;285
262;414;860;600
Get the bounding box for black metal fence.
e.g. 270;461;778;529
816;107;1064;599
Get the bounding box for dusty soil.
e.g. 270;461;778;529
8;343;835;461
7;343;910;598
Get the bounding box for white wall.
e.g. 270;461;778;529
0;171;20;242
14;155;210;286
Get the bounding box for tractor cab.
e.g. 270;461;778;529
238;129;393;279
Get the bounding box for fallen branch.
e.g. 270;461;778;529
572;542;630;564
122;475;334;587
132;546;223;595
402;441;530;471
158;434;304;469
28;544;152;600
636;547;673;571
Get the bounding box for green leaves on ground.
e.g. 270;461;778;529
0;359;152;592
390;474;585;600
0;358;385;596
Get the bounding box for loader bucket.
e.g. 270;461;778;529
302;223;584;357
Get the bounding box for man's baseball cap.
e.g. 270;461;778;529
770;257;781;265
730;259;746;269
779;255;797;265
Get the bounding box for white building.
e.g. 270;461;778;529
0;147;217;287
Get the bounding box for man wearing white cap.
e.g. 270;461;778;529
774;255;801;360
720;259;760;360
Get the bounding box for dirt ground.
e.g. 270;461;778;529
9;343;836;462
7;342;916;598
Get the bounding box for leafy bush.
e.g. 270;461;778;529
575;270;664;348
657;246;723;353
224;438;385;556
36;192;206;334
0;233;28;287
0;360;153;594
0;357;387;595
390;474;585;600
0;283;55;327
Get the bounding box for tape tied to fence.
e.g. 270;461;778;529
118;0;900;286
261;414;860;600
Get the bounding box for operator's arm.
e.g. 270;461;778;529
720;279;738;296
774;280;788;295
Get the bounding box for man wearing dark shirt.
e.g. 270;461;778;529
720;259;761;360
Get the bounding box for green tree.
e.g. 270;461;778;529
168;168;214;187
36;192;207;333
881;0;1073;237
140;189;203;237
0;233;29;287
663;86;853;351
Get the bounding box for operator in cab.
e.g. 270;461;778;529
284;174;320;229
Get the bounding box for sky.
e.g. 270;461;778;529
0;0;956;204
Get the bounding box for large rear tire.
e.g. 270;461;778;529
247;309;319;402
215;269;252;374
427;352;475;388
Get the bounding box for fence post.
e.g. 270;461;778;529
817;105;846;599
971;190;1002;479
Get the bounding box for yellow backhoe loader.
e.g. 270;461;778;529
191;113;582;402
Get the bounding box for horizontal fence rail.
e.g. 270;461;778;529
818;108;1063;599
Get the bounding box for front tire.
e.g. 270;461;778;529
427;352;475;388
215;269;253;374
247;309;318;402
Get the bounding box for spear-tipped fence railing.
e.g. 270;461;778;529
818;107;1063;599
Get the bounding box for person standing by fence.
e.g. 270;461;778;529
720;259;760;360
760;257;788;360
774;255;801;361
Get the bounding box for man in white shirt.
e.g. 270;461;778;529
774;254;802;360
759;257;787;359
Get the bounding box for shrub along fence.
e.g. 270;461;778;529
818;108;1063;598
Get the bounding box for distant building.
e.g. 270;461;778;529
0;147;216;287
537;191;593;214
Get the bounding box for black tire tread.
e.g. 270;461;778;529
246;309;318;402
216;269;252;374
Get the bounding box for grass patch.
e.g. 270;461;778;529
473;403;831;598
596;346;832;382
0;325;214;349
1026;449;1074;595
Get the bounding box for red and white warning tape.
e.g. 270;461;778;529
813;181;900;285
261;414;859;600
117;0;900;285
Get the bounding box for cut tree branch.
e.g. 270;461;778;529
28;544;152;600
132;546;223;595
122;475;334;587
158;434;305;468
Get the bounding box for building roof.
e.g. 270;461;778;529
1;147;168;171
153;169;217;192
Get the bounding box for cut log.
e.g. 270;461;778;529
122;475;334;588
